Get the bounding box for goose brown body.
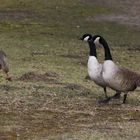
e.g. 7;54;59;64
103;60;140;92
117;67;140;91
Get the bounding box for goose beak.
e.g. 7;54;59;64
79;37;83;40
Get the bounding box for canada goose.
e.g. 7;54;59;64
79;34;120;102
0;50;11;81
93;35;140;103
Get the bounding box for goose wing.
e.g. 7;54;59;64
117;67;139;91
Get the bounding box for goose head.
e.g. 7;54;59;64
79;34;93;42
92;35;103;48
80;34;97;57
92;35;113;60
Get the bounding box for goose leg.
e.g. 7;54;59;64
98;87;114;103
112;91;121;99
103;87;108;98
98;87;111;103
99;91;121;104
99;88;121;104
123;93;128;104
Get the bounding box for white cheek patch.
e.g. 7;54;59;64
94;37;102;47
84;36;90;41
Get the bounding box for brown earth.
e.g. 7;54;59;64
18;72;59;82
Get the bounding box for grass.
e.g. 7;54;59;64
0;0;140;140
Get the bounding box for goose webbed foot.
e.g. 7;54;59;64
112;92;121;99
98;97;111;104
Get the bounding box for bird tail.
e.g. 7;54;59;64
136;75;140;87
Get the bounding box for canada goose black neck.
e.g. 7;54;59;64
88;41;97;57
100;37;112;61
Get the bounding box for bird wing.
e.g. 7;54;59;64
117;67;139;91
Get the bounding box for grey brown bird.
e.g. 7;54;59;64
0;50;11;81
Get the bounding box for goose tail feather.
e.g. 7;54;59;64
136;75;140;87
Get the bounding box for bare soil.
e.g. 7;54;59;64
18;71;59;82
64;83;89;91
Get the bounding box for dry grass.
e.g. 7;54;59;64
0;0;140;140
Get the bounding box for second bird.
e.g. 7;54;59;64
93;35;140;103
